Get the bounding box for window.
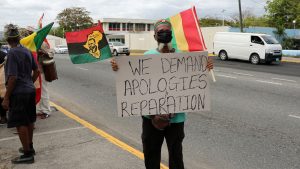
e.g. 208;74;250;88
135;23;146;31
251;36;264;45
108;23;120;31
122;23;126;31
261;35;279;44
109;38;125;44
147;24;150;31
127;23;133;31
149;24;154;31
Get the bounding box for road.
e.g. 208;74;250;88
49;54;300;169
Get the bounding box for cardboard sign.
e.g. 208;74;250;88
115;51;210;117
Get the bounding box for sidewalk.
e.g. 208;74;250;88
0;105;145;169
282;56;300;63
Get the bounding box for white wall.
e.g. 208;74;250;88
124;32;157;50
46;35;67;49
201;26;230;53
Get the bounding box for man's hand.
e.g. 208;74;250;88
2;97;9;110
207;57;214;70
111;58;119;71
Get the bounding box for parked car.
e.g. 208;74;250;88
213;32;282;64
54;45;68;54
109;42;130;56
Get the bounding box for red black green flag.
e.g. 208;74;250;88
65;25;112;64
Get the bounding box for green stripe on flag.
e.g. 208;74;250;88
69;53;99;64
100;45;112;60
34;22;54;50
166;18;178;50
69;45;112;64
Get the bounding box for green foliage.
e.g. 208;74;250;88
199;16;269;28
200;18;231;27
244;17;270;27
282;38;295;50
49;27;65;38
265;0;299;38
56;7;93;32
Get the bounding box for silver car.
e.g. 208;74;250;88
54;45;68;54
109;42;130;56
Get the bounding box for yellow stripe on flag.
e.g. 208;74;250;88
169;14;189;51
20;32;37;52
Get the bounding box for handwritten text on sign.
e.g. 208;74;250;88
115;51;210;117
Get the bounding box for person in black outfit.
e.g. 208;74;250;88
3;24;39;164
0;47;7;125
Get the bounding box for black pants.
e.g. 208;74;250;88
142;117;185;169
0;98;6;118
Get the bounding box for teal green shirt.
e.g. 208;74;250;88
143;49;186;123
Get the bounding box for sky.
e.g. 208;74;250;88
0;0;267;30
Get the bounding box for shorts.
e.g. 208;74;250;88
7;92;36;128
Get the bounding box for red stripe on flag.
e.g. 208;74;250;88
180;8;204;51
192;7;207;50
65;25;104;43
32;52;41;104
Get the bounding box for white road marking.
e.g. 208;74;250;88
76;67;89;71
256;80;282;85
289;115;300;119
216;74;237;79
232;72;254;77
0;127;85;142
271;78;297;83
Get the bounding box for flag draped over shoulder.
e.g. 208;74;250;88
65;24;112;64
20;22;54;104
167;6;206;52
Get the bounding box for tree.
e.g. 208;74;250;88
265;0;300;40
230;9;255;24
200;18;231;27
243;16;270;27
49;27;65;38
56;7;93;32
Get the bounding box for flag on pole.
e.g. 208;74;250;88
38;13;44;29
20;22;54;103
65;24;112;64
37;13;50;47
166;6;206;52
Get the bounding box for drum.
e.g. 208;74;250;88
42;59;58;82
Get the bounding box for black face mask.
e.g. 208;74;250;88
156;30;172;43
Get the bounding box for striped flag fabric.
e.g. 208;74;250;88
65;24;112;64
20;22;54;103
20;22;53;55
38;13;44;29
167;6;206;52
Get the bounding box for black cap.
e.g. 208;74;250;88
5;24;20;38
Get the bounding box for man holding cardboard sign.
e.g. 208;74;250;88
111;19;213;169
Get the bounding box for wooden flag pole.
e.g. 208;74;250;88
191;6;216;82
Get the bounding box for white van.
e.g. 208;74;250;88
213;32;282;64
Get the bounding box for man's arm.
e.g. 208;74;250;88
2;76;16;110
32;68;40;82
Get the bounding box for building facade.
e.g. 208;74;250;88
99;18;157;51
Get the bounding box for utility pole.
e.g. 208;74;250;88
238;0;243;32
222;9;226;26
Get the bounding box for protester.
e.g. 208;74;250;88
26;26;53;119
3;24;39;164
111;19;213;169
0;47;7;125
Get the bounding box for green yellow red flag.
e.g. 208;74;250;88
166;6;206;52
20;22;54;55
20;22;53;104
